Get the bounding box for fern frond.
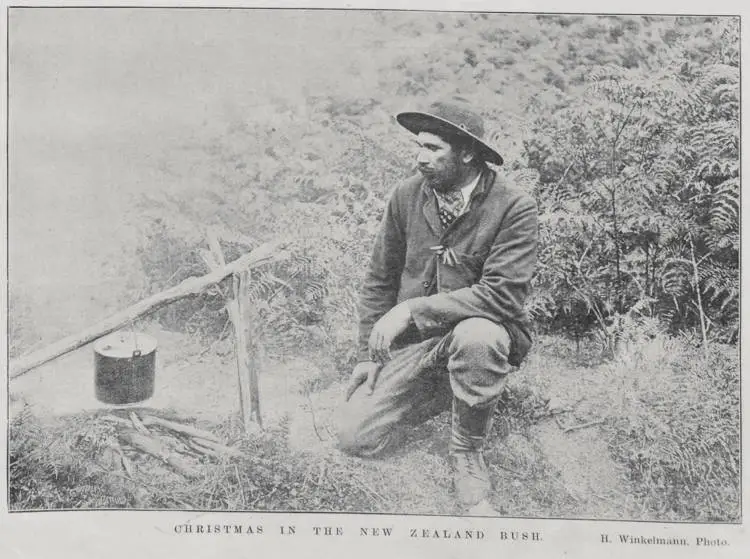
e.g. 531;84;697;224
709;178;739;232
699;260;739;305
661;259;692;297
692;64;738;104
304;280;329;303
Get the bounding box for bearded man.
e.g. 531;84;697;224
335;98;538;511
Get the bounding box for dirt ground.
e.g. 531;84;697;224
11;324;644;519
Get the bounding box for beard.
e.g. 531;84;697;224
418;158;461;193
422;174;454;193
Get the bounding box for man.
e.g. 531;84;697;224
335;98;538;510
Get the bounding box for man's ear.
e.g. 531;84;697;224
460;148;476;165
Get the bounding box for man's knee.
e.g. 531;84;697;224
335;415;369;456
335;420;365;455
446;318;512;407
449;318;511;362
335;401;391;458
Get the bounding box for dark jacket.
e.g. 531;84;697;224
357;166;538;367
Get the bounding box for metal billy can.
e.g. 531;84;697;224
94;333;157;405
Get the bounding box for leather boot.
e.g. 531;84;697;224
449;397;496;507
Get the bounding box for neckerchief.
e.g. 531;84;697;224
435;189;465;229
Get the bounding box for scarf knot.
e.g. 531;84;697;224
434;189;465;229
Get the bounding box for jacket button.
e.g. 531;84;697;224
423;281;430;288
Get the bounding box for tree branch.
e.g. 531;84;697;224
9;241;287;380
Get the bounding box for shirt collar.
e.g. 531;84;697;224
433;171;482;202
459;171;482;202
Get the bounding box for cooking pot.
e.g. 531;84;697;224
94;333;157;405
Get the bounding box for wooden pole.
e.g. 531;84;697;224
205;231;262;432
237;269;263;429
203;232;248;429
230;272;255;431
9;241;285;380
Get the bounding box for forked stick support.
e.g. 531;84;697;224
10;237;280;433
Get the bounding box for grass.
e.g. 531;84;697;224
9;407;375;512
510;331;740;522
9;330;739;521
602;336;740;522
8;11;739;525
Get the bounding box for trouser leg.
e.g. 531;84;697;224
443;318;512;507
335;337;450;457
336;317;512;461
444;317;512;409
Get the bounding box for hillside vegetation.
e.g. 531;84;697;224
9;12;739;521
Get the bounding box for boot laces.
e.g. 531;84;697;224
453;449;488;479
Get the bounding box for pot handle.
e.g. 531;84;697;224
132;349;142;358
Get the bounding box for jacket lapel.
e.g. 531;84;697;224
467;166;494;209
421;184;443;237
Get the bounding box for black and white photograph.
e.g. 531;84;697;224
2;3;744;556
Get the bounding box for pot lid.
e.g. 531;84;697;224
94;332;158;358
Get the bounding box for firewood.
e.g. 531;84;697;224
186;438;221;458
157;432;195;455
119;452;136;477
99;446;123;471
140;414;221;443
190;436;246;459
563;419;605;433
100;414;132;427
129;412;150;435
110;440;136;476
119;430;201;479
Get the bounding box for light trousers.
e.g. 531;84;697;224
336;317;512;457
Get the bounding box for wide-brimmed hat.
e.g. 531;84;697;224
396;98;503;166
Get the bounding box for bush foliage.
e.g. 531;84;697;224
10;12;740;521
127;14;739;356
525;17;739;346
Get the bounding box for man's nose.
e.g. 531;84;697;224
416;149;430;165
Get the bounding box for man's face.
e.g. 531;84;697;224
415;131;462;192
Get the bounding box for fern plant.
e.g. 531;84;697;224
525;16;739;346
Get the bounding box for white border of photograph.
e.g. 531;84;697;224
1;1;747;558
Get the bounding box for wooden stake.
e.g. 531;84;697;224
232;272;254;432
204;230;262;432
237;269;263;430
10;240;286;379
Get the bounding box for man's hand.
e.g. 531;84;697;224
345;360;381;401
368;302;413;364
